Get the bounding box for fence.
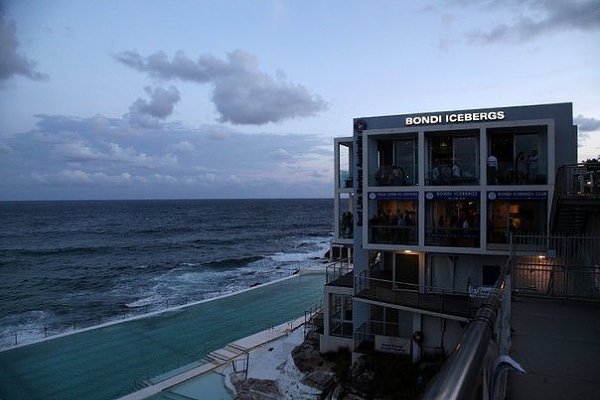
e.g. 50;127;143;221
511;234;600;301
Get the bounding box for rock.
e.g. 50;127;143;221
291;332;336;375
233;378;280;400
301;370;336;391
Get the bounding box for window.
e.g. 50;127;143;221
330;294;353;337
487;193;548;245
371;136;418;186
338;142;353;188
427;130;479;185
425;192;480;247
337;193;354;239
488;127;547;185
368;194;418;245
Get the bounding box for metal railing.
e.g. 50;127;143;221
422;257;512;400
354;270;477;318
354;322;375;351
554;163;600;199
325;257;353;284
369;225;417;245
510;234;600;301
512;264;600;300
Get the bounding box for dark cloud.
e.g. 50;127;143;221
0;10;49;82
575;114;600;132
126;86;180;128
466;0;600;43
114;49;328;125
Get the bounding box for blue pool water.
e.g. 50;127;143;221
0;272;325;400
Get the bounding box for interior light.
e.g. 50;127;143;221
404;250;413;254
538;255;546;259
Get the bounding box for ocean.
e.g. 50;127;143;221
0;199;333;349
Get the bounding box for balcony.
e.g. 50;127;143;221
425;227;479;248
326;259;353;288
354;271;476;319
369;225;417;245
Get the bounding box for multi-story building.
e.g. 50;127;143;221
322;102;578;362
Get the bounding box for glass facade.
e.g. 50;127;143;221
425;192;480;247
487;196;547;244
338;193;354;239
487;126;547;185
368;195;418;245
338;142;353;188
427;130;479;185
371;136;418;186
330;294;353;337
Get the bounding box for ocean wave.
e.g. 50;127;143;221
4;245;113;257
125;295;163;308
0;310;54;349
201;256;264;269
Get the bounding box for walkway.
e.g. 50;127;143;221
507;296;600;399
0;272;324;400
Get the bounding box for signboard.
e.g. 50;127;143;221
425;191;479;201
375;335;411;355
405;110;505;126
356;135;363;226
368;192;418;201
487;191;548;201
469;286;495;298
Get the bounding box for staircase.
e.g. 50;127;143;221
550;163;600;234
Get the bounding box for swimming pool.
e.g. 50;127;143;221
0;272;324;400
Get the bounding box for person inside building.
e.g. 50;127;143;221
487;153;498;184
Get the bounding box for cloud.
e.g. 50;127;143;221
1;112;332;200
114;49;328;125
0;9;49;82
167;140;195;153
33;113;120;135
31;170;143;185
575;115;600;132
126;86;180;128
466;0;600;43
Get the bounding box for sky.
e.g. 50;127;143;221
0;0;599;200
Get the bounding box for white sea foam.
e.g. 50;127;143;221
0;310;54;348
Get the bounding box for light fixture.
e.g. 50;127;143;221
537;255;546;259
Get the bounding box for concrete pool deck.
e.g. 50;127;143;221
0;270;325;400
122;314;310;400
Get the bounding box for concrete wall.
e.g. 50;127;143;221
420;315;466;358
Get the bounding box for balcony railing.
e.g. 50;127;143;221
354;322;375;352
425;227;480;247
354;320;412;353
354;270;477;319
330;310;353;338
326;258;353;287
369;225;417;245
554;163;600;199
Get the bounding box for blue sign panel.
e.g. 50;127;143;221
487;191;548;201
425;191;479;201
368;192;418;200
